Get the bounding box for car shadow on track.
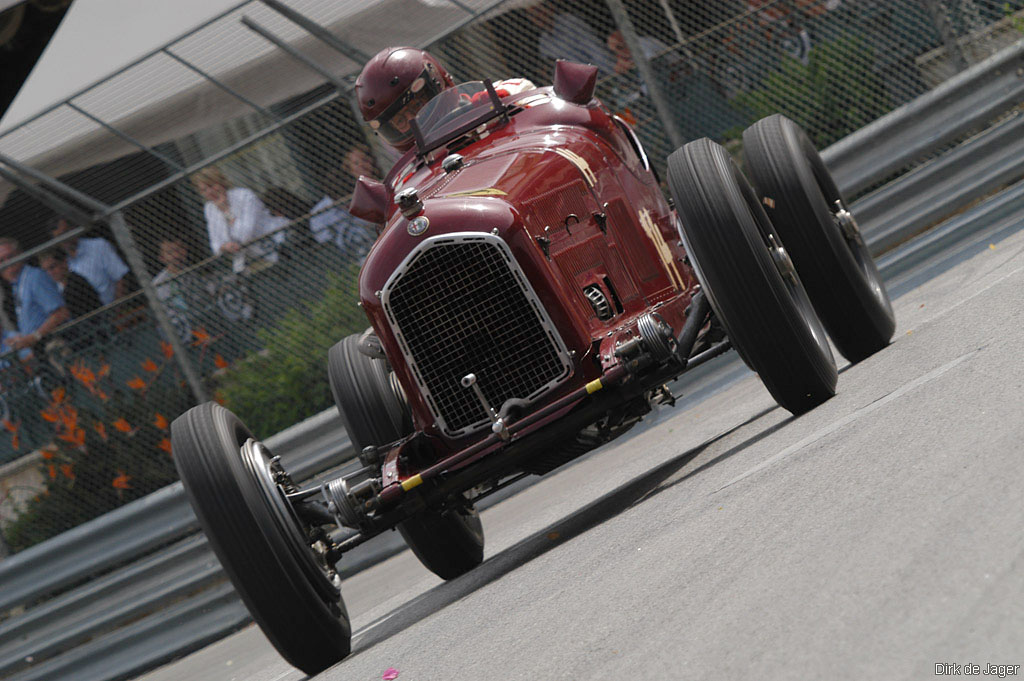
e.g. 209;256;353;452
346;403;788;657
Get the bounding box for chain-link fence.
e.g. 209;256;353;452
1;0;1022;554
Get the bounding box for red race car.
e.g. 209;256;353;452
172;61;894;675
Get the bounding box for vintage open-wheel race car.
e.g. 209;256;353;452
171;60;895;675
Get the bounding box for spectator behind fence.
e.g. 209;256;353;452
309;146;378;262
262;185;308;222
747;0;829;66
152;238;199;307
262;185;316;255
192;166;289;274
604;29;670;125
0;237;70;356
38;248;102;319
527;3;615;77
152;238;208;342
50;219;130;306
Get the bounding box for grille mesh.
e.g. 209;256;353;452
385;238;568;434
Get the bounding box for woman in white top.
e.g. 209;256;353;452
192;166;289;273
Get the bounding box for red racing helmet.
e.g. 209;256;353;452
355;47;455;152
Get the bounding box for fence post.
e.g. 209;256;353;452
605;0;684;151
107;211;209;403
923;0;971;71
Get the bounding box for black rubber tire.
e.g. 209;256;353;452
398;505;485;580
743;114;895;362
327;333;484;579
667;138;837;414
328;333;411;450
171;402;350;675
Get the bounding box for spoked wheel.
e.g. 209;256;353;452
328;333;484;579
743;114;895;362
172;403;350;675
668;138;836;414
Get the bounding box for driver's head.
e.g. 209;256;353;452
355;47;454;152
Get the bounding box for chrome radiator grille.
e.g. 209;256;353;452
382;234;572;437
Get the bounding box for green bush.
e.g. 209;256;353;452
733;35;892;149
215;267;367;439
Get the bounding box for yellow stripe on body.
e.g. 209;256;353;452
401;474;423;491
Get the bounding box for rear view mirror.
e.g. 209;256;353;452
350;176;389;224
553;60;598;105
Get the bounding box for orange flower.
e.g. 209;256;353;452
141;358;159;373
40;408;59;423
93;421;108;441
69;361;97;388
51;387;66;404
126;376;147;390
111;471;132;489
153;413;169;430
10;430;18;450
41;448;55;460
112;418;133;433
69;361;109;400
47;464;57;479
158;438;173;455
58;404;79;433
160;340;174;359
2;418;16;433
214;354;228;369
60;463;75;480
57;427;86;448
191;327;211;346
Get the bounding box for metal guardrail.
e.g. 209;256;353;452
3;41;1024;681
822;37;1024;198
855;112;1024;255
878;175;1024;293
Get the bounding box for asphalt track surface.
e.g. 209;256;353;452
137;221;1024;681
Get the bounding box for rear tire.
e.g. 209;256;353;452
171;403;350;675
327;333;484;579
398;505;485;580
743;114;895;362
328;333;411;448
668;138;836;414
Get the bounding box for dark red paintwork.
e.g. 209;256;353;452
357;85;701;482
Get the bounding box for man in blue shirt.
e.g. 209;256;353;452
0;237;70;354
310;159;376;264
50;218;130;306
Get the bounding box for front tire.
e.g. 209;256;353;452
327;333;484;579
171;403;350;675
743;114;895;362
668;138;836;414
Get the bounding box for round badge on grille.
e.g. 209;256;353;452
408;216;429;236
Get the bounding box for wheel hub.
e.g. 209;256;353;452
767;233;798;284
242;439;342;602
833;200;862;242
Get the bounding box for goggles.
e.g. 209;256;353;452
369;68;446;148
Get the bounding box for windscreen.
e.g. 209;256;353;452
412;81;506;154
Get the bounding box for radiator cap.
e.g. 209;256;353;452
396;187;423;218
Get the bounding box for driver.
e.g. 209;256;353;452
355;47;533;153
